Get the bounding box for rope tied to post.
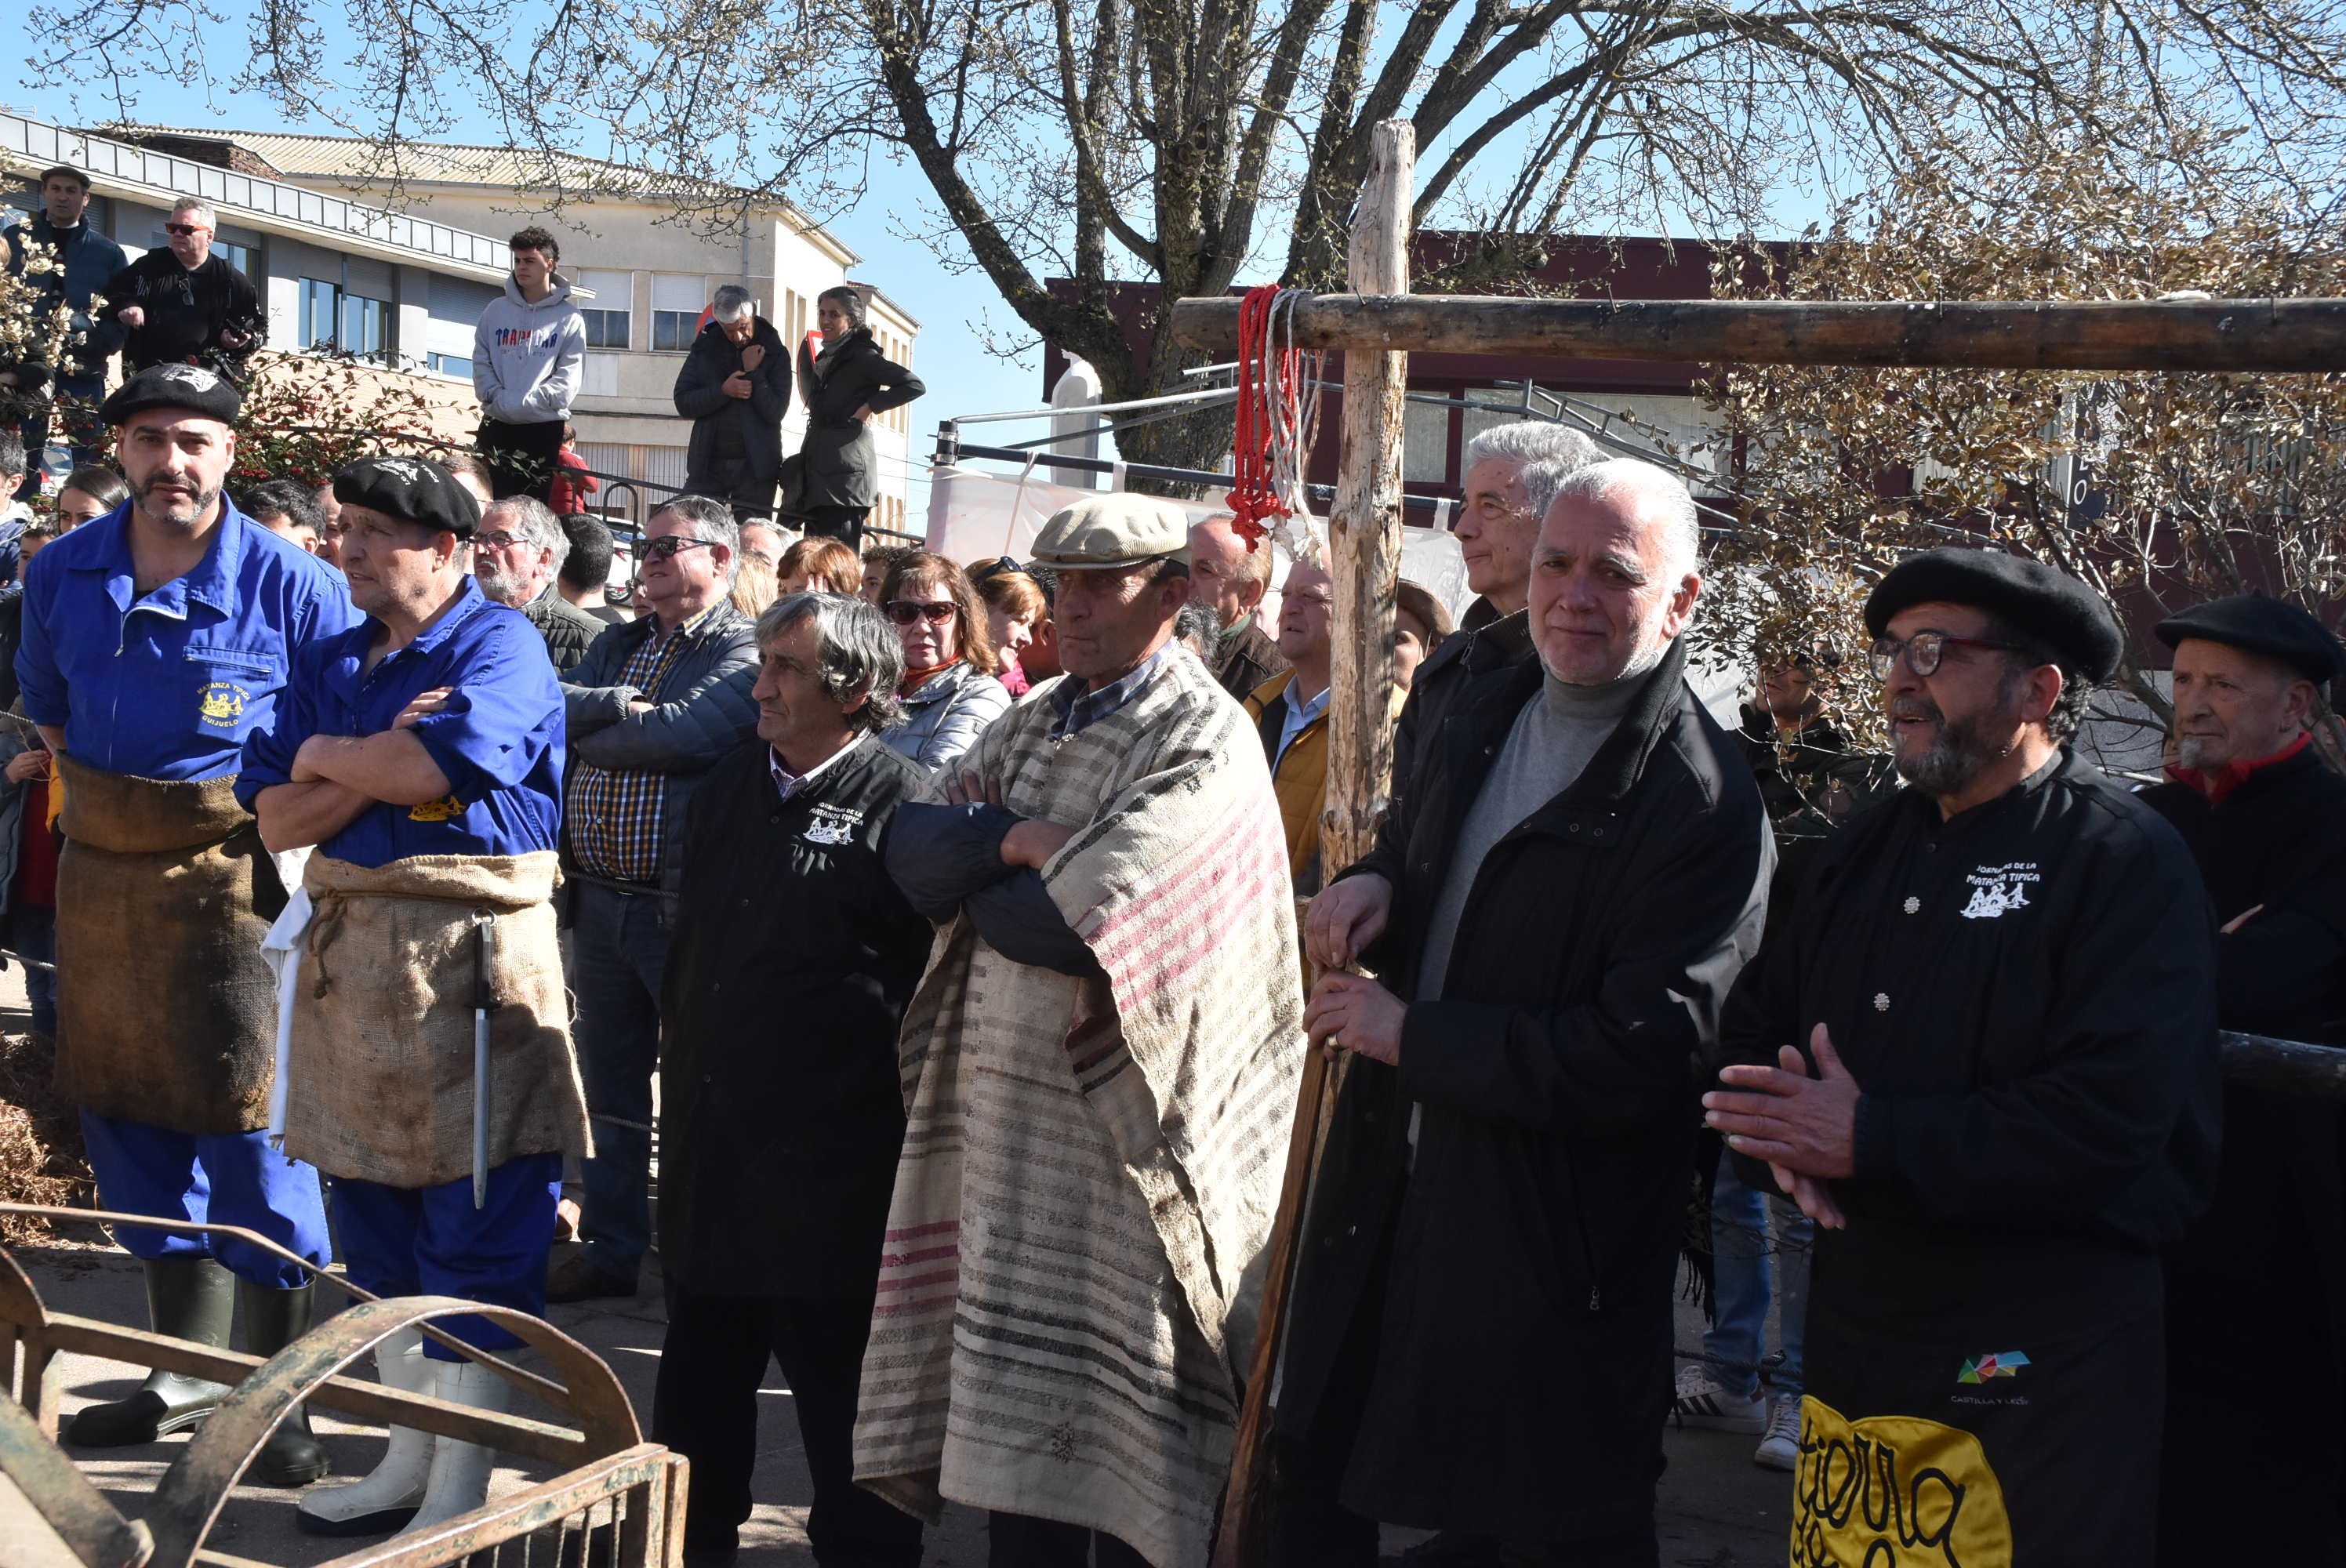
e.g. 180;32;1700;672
1226;285;1321;553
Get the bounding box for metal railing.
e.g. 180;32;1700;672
935;372;1740;531
0;111;510;277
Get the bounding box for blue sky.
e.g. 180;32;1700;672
4;67;1051;514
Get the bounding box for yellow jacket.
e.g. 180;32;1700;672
1244;671;1331;895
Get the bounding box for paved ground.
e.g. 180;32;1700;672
0;961;1797;1566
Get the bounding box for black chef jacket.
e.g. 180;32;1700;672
1721;748;2220;1566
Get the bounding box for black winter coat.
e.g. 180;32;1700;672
2143;748;2346;1562
674;318;790;491
794;329;924;510
658;736;935;1297
1290;637;1772;1541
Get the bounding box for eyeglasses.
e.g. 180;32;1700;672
474;530;524;550
163;223;211;238
885;600;957;626
642;535;716;561
1868;632;2025;682
1286;591;1335;612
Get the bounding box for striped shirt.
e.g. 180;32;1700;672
566;605;721;883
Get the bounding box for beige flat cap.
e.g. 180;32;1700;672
1029;493;1193;570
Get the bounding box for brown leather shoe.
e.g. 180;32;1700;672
544;1253;637;1305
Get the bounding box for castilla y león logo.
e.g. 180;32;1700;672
1956;1351;2028;1385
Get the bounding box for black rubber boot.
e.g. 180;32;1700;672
239;1278;331;1487
66;1255;234;1446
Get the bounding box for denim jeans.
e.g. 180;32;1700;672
568;881;670;1282
1702;1147;1810;1400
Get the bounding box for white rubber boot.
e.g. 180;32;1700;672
395;1357;512;1537
296;1328;435;1536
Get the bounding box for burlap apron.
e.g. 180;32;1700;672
285;850;588;1189
52;753;283;1134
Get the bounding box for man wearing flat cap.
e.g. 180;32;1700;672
1706;545;2219;1566
17;362;358;1483
856;493;1302;1568
2140;593;2346;1565
239;455;587;1540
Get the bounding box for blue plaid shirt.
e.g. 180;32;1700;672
1048;645;1172;740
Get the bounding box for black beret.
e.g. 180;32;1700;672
332;456;481;539
99;362;242;426
1864;546;2123;683
2156;593;2343;683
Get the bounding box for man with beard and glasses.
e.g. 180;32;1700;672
1704;547;2219;1567
475;495;601;673
16;363;358;1483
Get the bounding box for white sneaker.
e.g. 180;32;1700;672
1754;1394;1802;1471
1672;1363;1766;1434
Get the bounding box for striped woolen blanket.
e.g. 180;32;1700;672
854;649;1305;1568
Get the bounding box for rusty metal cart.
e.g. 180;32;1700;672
0;1204;687;1568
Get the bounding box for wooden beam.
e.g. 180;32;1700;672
1169;294;2346;372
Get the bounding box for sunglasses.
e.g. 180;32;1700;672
164;223;212;238
643;535;716;561
885;599;957;626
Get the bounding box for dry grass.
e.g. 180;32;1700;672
0;1033;89;1243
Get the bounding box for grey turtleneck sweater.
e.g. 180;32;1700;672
1414;662;1658;1003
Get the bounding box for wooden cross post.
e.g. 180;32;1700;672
1214;119;1415;1568
1321;121;1415;876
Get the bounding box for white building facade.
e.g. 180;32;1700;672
2;113;919;535
124;129;921;535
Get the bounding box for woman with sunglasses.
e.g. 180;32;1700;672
876;552;1011;771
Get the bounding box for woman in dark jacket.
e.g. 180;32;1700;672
674;287;790;518
794;286;924;548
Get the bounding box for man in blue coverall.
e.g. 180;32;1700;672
16;361;358;1485
242;455;586;1540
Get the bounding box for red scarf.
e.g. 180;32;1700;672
2165;730;2309;806
900;655;962;697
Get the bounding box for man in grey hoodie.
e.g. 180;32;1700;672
472;226;586;502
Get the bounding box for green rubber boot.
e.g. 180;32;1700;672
66;1256;234;1446
239;1278;331;1486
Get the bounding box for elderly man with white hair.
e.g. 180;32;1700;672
1276;459;1771;1567
675;284;791;520
100;196;263;377
1387;422;1604;809
475;495;603;672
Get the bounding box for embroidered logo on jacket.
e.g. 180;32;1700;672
803;804;864;846
1958;861;2039;920
197;681;248;728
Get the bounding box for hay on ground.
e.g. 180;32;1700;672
0;1032;89;1243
